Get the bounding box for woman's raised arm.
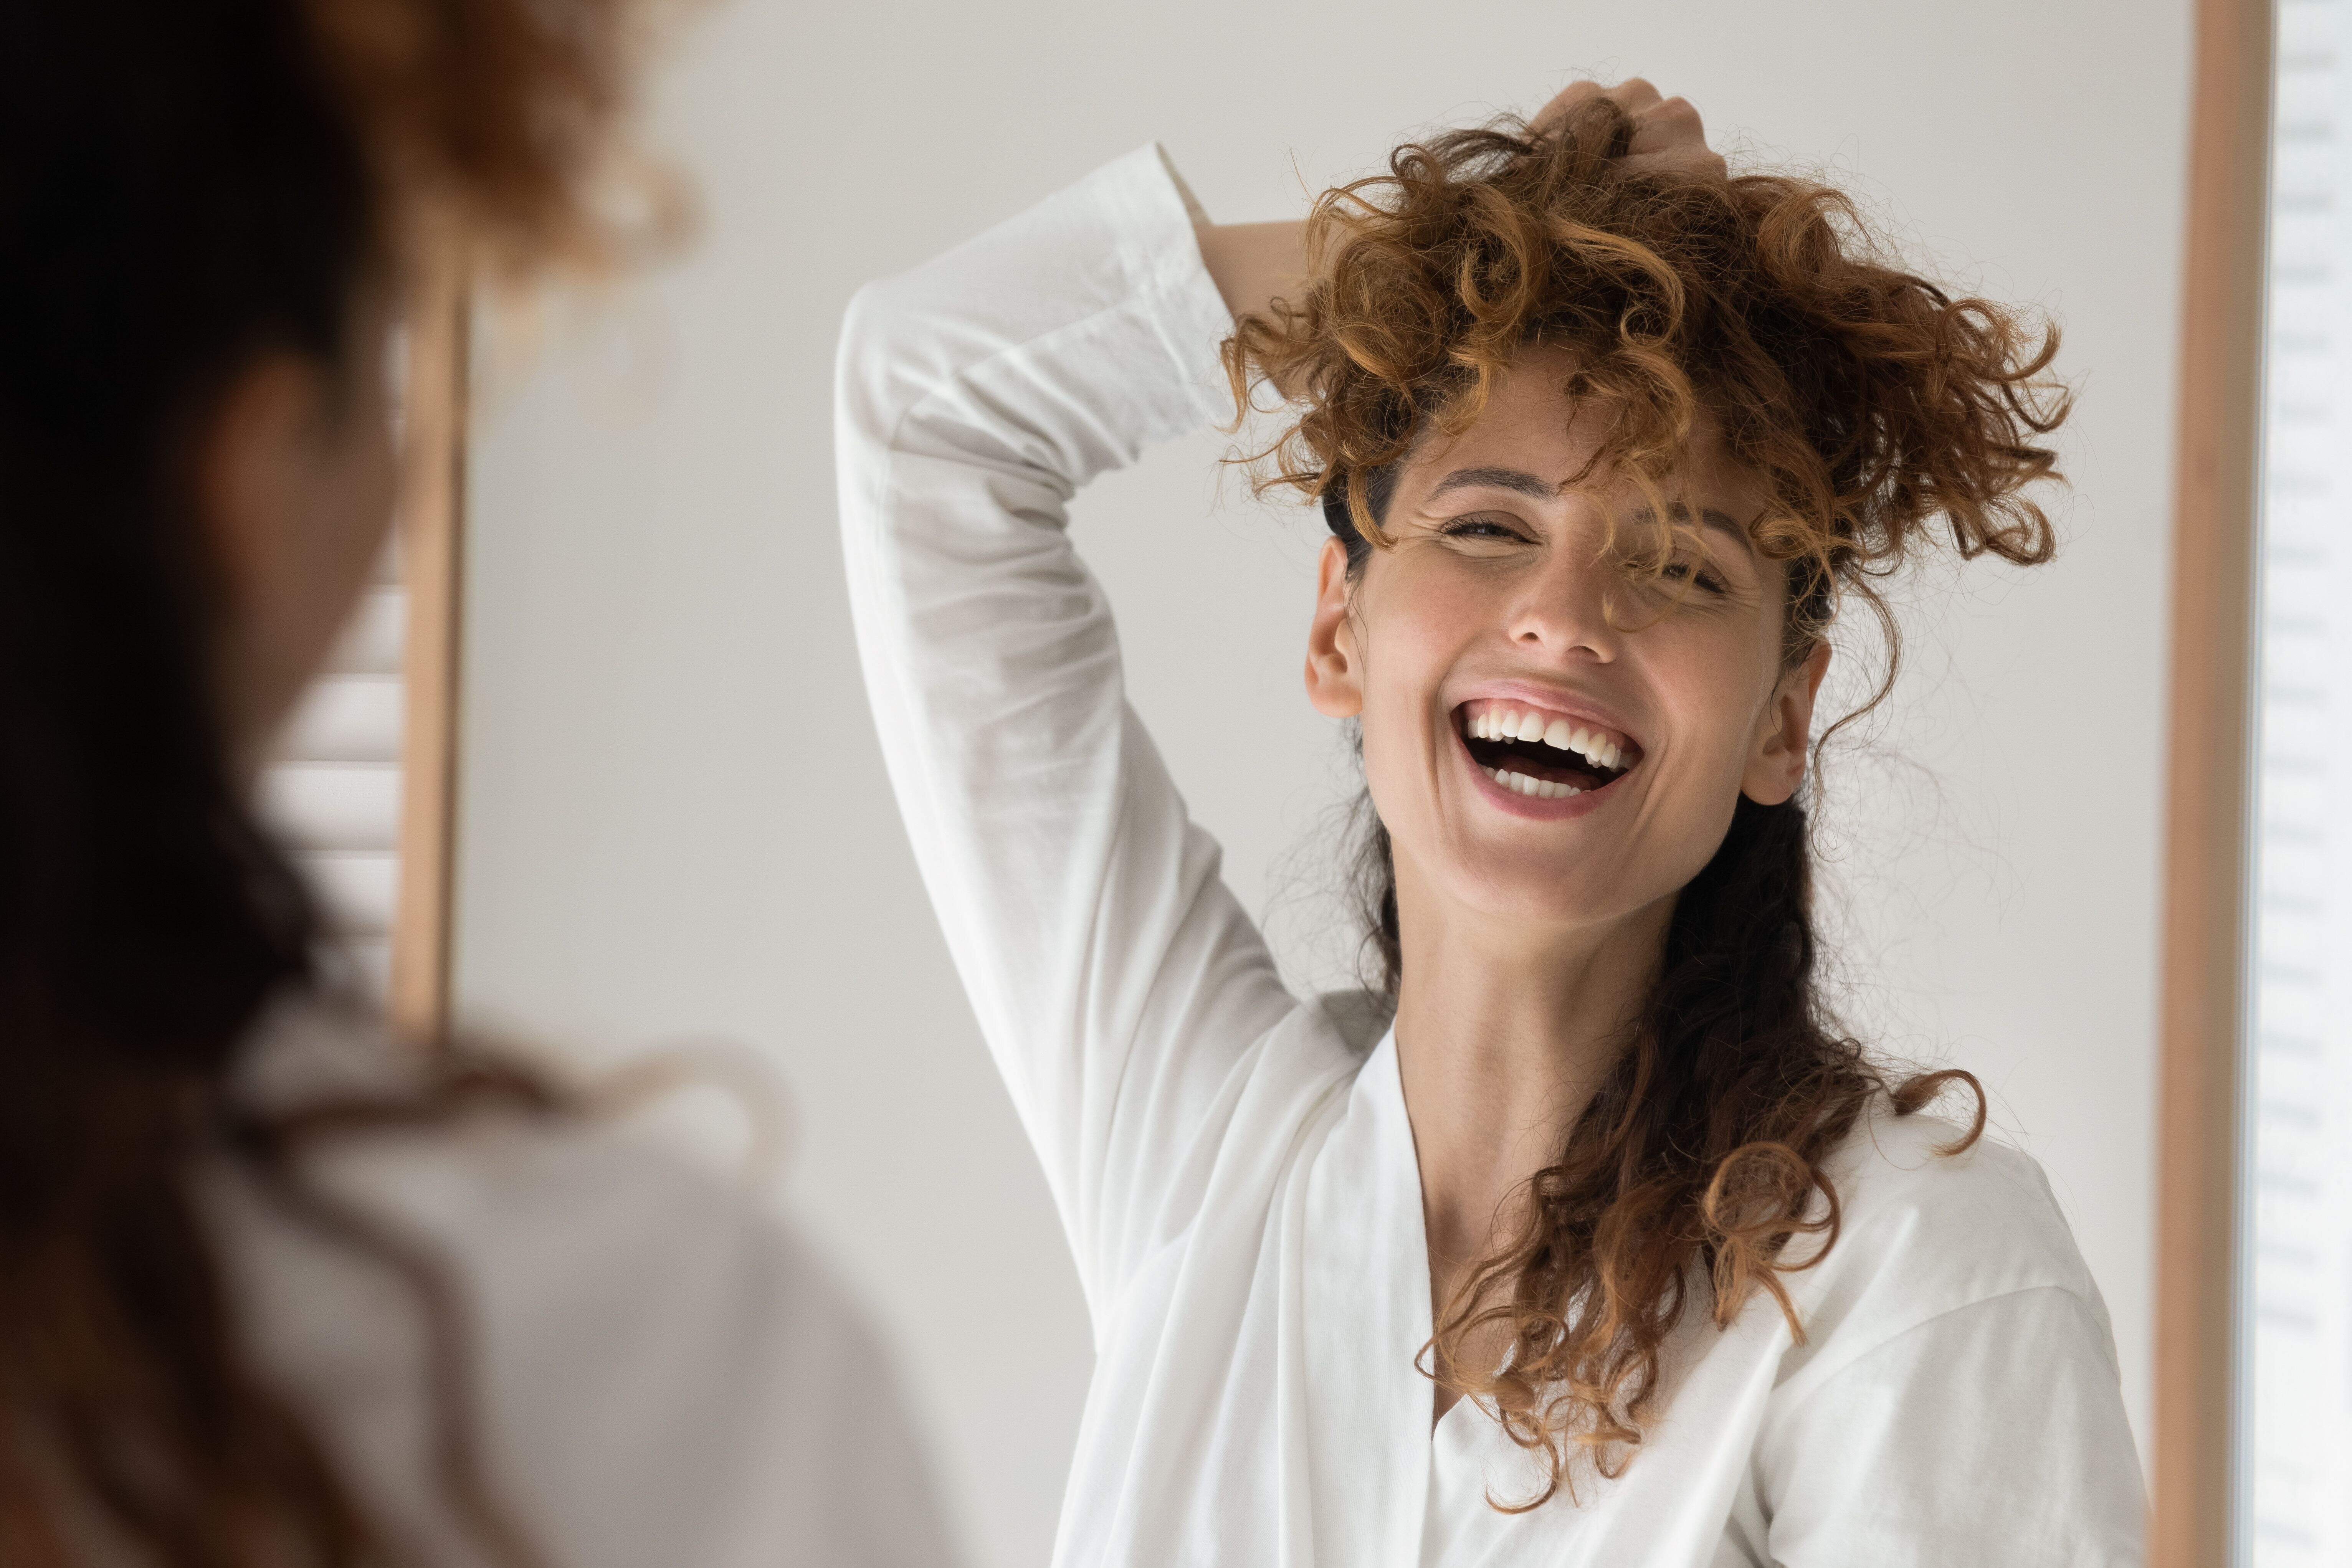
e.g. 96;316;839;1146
834;148;1307;1316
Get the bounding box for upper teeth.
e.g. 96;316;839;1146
1466;706;1627;772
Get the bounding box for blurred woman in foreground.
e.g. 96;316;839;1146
0;3;952;1564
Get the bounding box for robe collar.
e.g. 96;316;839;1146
1299;1027;1437;1567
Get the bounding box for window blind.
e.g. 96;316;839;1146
255;546;408;997
2246;3;2352;1556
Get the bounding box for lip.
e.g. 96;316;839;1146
1461;744;1616;819
1447;679;1641;821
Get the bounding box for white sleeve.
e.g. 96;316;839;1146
835;145;1300;1314
1754;1285;2147;1567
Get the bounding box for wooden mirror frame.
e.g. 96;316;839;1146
388;267;469;1044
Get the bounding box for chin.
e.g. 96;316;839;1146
1433;838;1655;931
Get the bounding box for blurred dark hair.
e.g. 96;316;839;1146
0;0;633;1560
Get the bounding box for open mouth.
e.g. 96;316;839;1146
1455;698;1641;801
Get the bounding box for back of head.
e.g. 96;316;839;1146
0;2;635;1560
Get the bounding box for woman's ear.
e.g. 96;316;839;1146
1741;640;1830;806
1304;535;1363;718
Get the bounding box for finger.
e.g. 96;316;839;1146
1621;149;1729;180
1629;96;1707;152
1642;96;1704;134
1529;77;1606;131
1598;77;1663;114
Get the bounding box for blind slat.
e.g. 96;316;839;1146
2245;5;2352;1557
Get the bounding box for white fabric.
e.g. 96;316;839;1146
836;143;2148;1568
204;994;957;1568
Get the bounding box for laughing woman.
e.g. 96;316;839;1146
838;80;2144;1566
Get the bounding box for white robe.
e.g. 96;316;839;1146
836;142;2147;1568
203;994;957;1568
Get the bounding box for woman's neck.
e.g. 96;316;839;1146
1388;856;1673;1333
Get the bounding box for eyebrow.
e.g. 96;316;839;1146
1633;505;1753;549
1428;465;1559;502
1427;466;1753;547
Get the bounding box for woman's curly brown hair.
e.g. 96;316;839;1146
1226;98;2066;660
306;0;660;278
1221;99;2065;1507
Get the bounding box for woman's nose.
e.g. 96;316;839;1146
1505;547;1619;661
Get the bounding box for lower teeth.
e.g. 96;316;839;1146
1487;767;1582;801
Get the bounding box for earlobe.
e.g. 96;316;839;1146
1303;535;1363;719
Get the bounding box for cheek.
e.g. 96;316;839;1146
1350;564;1485;739
292;411;398;652
1650;633;1773;788
337;407;397;552
1358;554;1497;668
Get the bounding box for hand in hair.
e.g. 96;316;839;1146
1197;77;1721;324
1531;76;1726;179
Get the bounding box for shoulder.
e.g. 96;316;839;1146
227;995;833;1343
1826;1108;2092;1280
213;998;957;1566
1779;1105;2114;1378
1731;1112;2146;1555
240;1032;886;1415
318;1104;850;1351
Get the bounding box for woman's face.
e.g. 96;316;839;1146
198;292;400;768
1304;345;1828;942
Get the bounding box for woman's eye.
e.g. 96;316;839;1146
1438;516;1527;543
1660;558;1729;593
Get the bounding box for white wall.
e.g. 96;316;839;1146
454;6;2192;1564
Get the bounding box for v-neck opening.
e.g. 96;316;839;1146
1297;1025;1440;1567
1373;1026;1458;1450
